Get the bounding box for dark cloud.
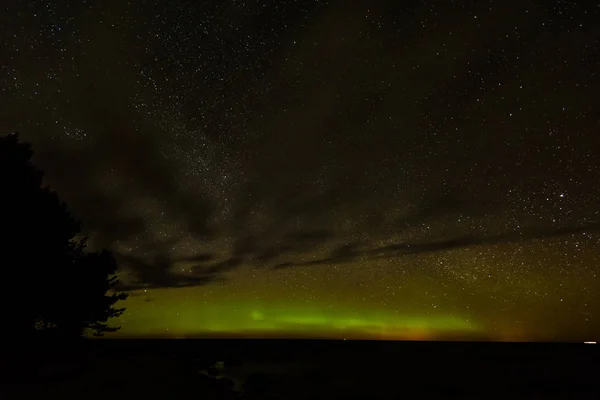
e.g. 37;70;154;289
228;182;345;257
399;190;492;228
179;253;217;264
197;257;244;275
115;252;227;291
110;179;600;287
272;222;600;270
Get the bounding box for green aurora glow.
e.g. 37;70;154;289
110;242;599;341
115;287;478;339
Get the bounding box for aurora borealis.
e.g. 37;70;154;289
1;1;599;341
121;287;478;340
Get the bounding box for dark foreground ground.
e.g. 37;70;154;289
2;339;599;399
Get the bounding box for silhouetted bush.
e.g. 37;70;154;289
0;133;127;337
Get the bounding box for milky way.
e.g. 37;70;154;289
1;0;599;341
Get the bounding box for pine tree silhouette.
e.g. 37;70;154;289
0;133;127;337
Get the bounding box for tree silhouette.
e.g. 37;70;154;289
0;133;127;337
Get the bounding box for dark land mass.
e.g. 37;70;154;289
3;339;599;399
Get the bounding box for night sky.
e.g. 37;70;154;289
1;0;599;341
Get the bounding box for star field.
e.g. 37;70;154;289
1;0;599;341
